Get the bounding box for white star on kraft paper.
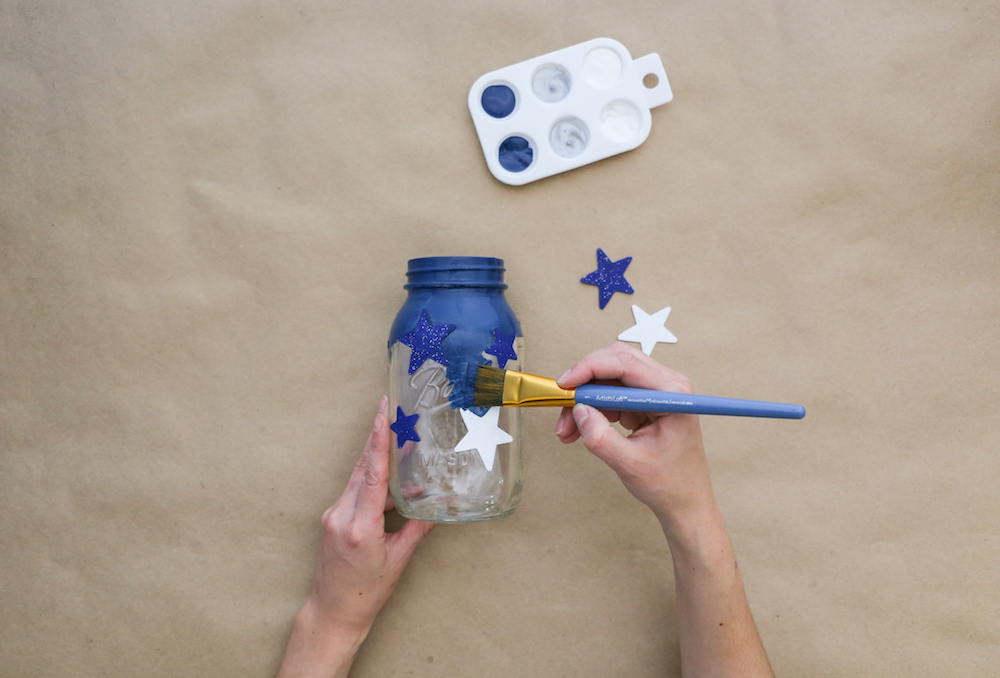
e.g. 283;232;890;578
455;407;512;472
617;304;678;355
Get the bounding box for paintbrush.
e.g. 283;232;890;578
446;363;806;419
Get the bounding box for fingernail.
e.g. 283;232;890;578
378;395;388;414
554;418;564;436
373;413;383;433
572;403;589;424
557;370;571;385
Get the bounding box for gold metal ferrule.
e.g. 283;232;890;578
501;370;577;407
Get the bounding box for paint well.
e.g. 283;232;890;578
498;136;534;172
549;118;588;158
582;47;622;88
532;64;571;102
481;84;516;118
600;100;641;142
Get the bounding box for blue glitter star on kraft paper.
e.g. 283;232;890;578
484;328;518;369
397;309;456;375
581;248;634;309
390;406;420;448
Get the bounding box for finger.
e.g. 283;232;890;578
388;518;436;564
619;410;649;432
384;491;396;513
354;396;392;521
555;407;575;437
340;397;388;506
558;342;692;393
339;449;368;510
561;342;683;389
571;404;632;470
558;427;582;444
555;406;581;443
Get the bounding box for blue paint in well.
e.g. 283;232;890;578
498;136;533;172
389;257;521;418
481;85;516;118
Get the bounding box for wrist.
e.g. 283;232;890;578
654;499;729;564
316;588;376;627
301;592;373;652
277;596;371;678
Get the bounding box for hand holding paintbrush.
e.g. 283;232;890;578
447;345;805;420
513;343;776;676
548;342;715;516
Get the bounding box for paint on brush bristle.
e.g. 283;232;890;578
446;363;506;409
446;362;478;410
471;364;506;408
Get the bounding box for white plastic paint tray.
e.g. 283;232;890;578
468;38;673;186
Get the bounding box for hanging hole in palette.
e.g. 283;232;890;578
643;73;659;89
498;135;535;172
532;64;572;103
600;100;641;143
549;118;589;159
481;83;517;119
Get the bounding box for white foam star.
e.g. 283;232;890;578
617;304;678;355
455;407;512;472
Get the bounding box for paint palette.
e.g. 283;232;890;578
468;38;673;186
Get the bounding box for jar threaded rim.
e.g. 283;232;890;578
404;256;507;289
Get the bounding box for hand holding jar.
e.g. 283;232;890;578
277;396;435;678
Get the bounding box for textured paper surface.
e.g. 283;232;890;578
2;2;999;676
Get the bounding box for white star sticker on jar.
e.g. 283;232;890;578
455;407;513;472
617;304;678;355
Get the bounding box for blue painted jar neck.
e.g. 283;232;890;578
404;256;507;289
389;257;521;359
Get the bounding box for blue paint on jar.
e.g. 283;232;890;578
389;257;521;381
481;85;516;119
498;136;533;172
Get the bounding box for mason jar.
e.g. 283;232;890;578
387;257;523;522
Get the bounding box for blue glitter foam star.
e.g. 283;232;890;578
397;309;456;375
484;328;518;369
581;248;634;309
389;406;420;448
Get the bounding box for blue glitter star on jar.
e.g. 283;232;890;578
396;309;456;375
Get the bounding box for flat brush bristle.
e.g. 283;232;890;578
445;362;507;410
445;362;479;410
472;364;506;408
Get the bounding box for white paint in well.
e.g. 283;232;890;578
582;47;622;88
600;100;641;142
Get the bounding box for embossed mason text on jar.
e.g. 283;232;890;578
387;257;523;522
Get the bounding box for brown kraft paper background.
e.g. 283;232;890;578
1;1;998;676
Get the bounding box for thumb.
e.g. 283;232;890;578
572;404;631;469
389;519;436;565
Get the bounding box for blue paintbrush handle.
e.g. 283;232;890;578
574;384;806;419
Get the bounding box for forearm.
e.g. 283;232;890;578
277;596;369;678
660;506;774;678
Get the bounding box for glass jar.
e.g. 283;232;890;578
387;257;523;522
